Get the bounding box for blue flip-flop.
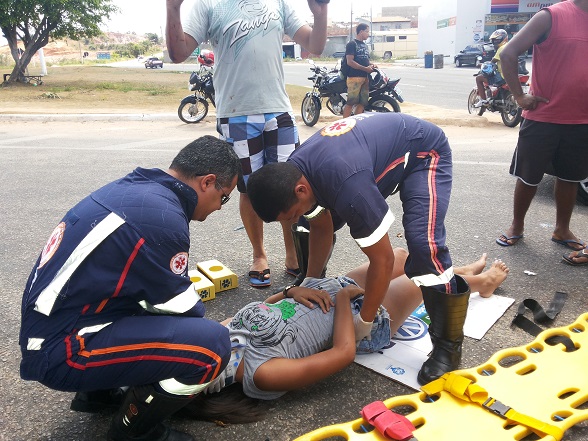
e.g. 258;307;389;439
249;269;271;288
285;267;301;277
496;233;524;247
551;237;587;251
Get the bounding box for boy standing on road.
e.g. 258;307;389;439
165;0;328;288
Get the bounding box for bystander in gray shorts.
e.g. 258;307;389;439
509;119;588;186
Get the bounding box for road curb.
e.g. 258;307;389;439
0;111;492;127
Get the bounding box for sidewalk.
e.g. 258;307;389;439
0;102;495;127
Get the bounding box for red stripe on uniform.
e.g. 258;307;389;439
95;238;145;313
418;150;448;289
375;156;406;183
64;340;223;382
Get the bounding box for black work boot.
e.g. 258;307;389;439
70;388;125;413
290;223;336;285
417;275;470;385
107;384;194;441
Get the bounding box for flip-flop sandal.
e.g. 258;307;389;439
496;233;524;247
249;269;271;288
285;267;301;277
562;249;588;266
551;237;587;251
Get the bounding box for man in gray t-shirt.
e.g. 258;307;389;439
166;0;328;289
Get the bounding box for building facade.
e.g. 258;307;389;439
417;0;562;58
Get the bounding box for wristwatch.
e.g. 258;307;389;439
283;285;296;298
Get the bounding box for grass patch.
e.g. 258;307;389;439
0;64;310;113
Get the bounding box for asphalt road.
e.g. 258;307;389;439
115;57;530;111
1;117;586;441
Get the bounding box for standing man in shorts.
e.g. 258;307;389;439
342;23;375;118
495;0;588;263
166;0;328;288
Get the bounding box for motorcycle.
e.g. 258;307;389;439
467;60;530;127
178;64;215;124
300;59;403;127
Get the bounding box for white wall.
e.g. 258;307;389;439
417;0;491;58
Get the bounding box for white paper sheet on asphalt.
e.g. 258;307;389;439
354;292;515;390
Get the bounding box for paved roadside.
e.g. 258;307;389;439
0;101;497;127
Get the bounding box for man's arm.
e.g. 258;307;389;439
166;0;199;63
500;10;551;109
306;209;335;278
358;234;395;323
292;0;328;55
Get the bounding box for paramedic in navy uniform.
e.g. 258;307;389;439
19;135;241;441
247;112;470;386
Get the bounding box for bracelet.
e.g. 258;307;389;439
284;285;295;298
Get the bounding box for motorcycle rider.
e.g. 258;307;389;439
474;29;509;108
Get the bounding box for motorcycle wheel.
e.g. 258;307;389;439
578;179;588;205
501;92;522;127
467;89;485;116
367;95;401;113
178;98;208;124
301;95;320;127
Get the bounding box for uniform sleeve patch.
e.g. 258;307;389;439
320;118;356;137
39;222;65;268
170;252;189;274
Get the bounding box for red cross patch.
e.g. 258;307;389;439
320;117;356;137
170;252;189;274
39;222;65;268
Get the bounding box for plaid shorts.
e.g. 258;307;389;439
217;112;300;192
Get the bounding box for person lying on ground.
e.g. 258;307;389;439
180;249;509;423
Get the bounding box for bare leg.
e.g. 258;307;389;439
345;247;408;288
354;104;365;115
499;178;538;245
457;260;510;298
552;179;585;250
454;253;487;276
342;104;353;118
476;75;487;100
240;193;269;278
280;220;298;271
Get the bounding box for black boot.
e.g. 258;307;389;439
107;384;195;441
70;388;125;413
417;275;470;385
290;223;336;285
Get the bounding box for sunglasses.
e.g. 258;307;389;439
215;181;231;205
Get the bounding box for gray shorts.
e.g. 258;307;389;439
509;119;588;185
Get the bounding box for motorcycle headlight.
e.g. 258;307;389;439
188;83;192;91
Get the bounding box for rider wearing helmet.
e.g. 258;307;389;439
474;29;509;108
198;49;215;67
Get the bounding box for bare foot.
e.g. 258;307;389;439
477;259;509;298
456;253;487;276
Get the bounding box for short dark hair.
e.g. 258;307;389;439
246;162;302;222
356;23;369;35
169;135;242;187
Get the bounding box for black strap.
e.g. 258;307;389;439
511;291;568;336
511;292;576;351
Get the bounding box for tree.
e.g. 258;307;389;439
0;0;118;83
145;32;160;45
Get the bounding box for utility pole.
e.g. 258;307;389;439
350;3;353;42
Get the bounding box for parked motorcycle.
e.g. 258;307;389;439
300;60;403;127
467;61;530;127
178;53;216;124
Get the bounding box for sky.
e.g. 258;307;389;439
103;0;426;37
0;0;425;46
